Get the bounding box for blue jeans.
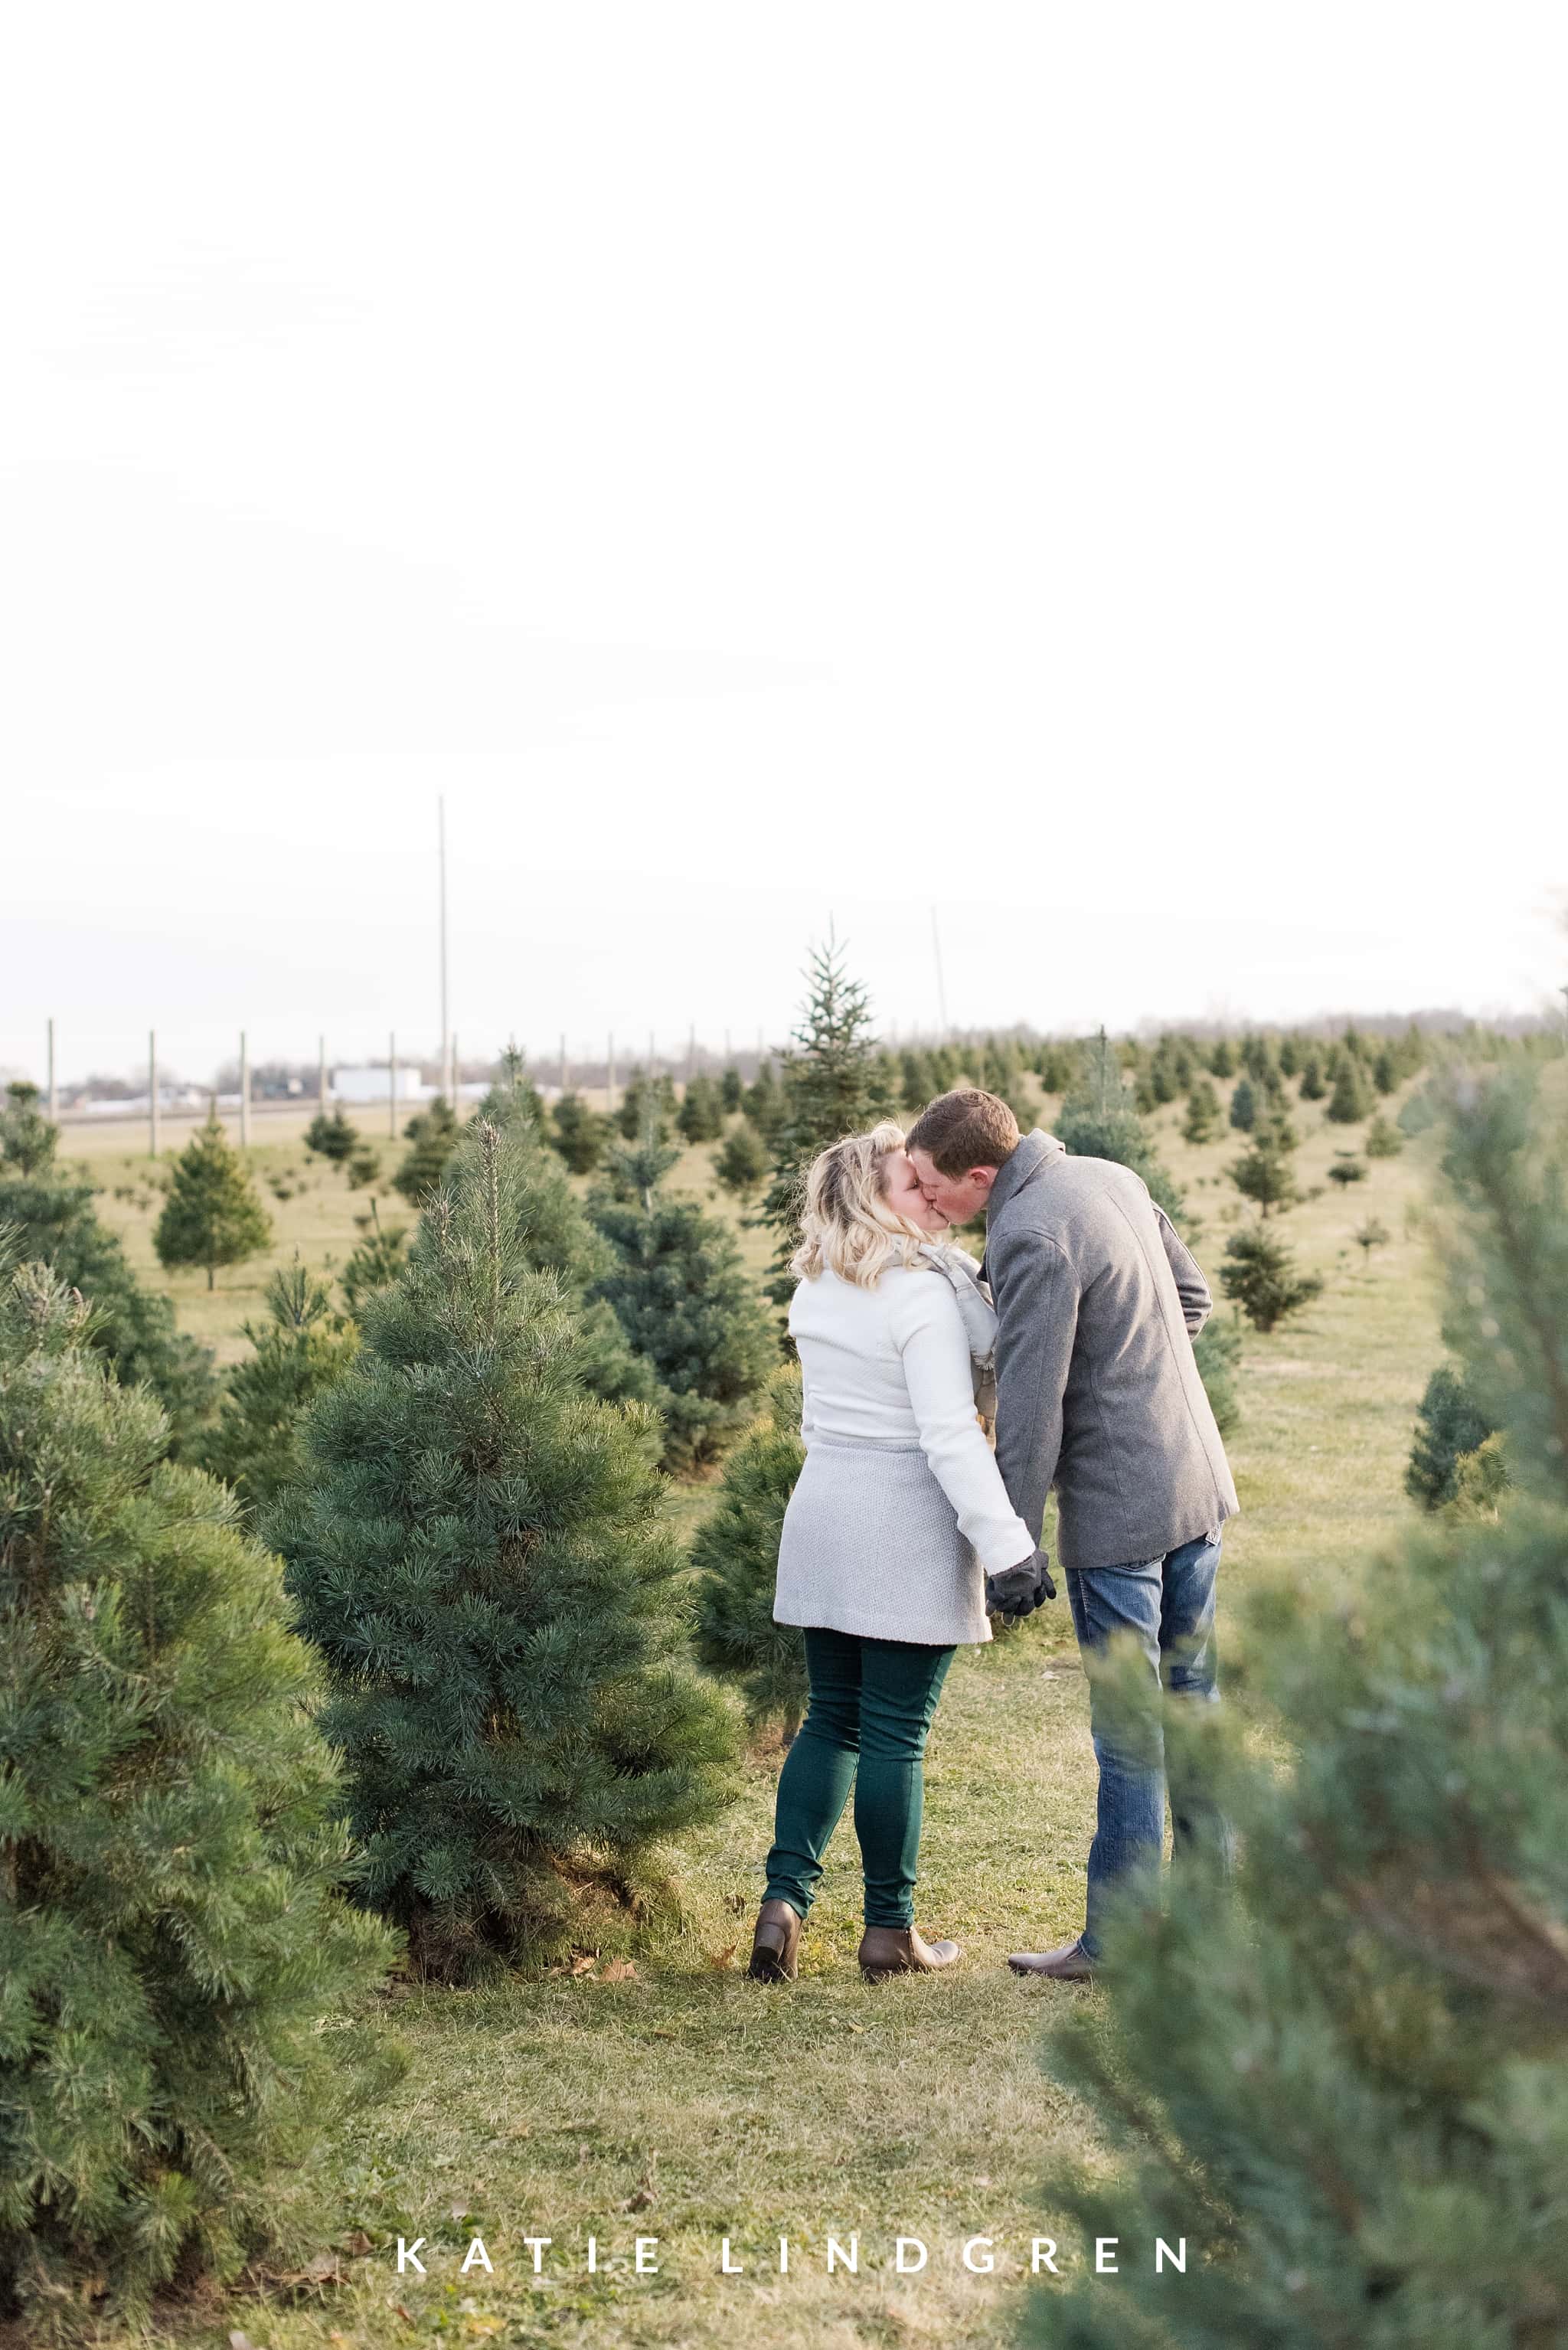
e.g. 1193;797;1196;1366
1066;1530;1233;1961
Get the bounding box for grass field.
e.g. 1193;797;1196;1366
61;1085;1442;2349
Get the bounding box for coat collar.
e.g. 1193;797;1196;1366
985;1128;1065;1226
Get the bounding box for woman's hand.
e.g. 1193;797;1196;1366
985;1548;1056;1621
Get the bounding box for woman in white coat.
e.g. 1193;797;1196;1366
747;1121;1054;1985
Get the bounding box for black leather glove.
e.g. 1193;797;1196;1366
985;1548;1057;1621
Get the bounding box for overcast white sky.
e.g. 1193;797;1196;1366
4;4;1565;1085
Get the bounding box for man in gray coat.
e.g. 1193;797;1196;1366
906;1087;1239;1981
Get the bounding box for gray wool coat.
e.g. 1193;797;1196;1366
980;1131;1239;1574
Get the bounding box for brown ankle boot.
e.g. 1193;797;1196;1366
858;1924;961;1982
747;1898;802;1982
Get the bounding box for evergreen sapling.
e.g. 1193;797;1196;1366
271;1119;739;1982
153;1110;273;1291
0;1261;401;2324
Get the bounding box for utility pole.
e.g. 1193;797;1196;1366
438;793;450;1106
930;904;950;1041
606;1031;616;1112
318;1034;328;1110
149;1030;158;1158
389;1031;397;1137
46;1018;57;1119
239;1030;250;1147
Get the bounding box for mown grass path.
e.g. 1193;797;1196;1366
71;1095;1441;2348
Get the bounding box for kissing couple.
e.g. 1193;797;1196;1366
746;1087;1239;1986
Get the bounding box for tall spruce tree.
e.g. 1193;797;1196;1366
755;936;899;1309
1056;1028;1184;1222
0;1260;401;2325
270;1120;738;1981
1026;1057;1568;2348
586;1138;775;1471
0;1174;217;1452
153;1111;273;1289
691;1368;808;1737
192;1259;359;1510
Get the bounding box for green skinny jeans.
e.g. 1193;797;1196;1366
763;1626;956;1929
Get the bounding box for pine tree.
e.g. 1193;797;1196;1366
1298;1050;1327;1101
755;936;899;1309
616;1069;675;1143
340;1199;411;1316
1026;1057;1568;2349
304;1106;360;1165
1181;1078;1221;1146
1406;1361;1496;1508
1208;1037;1236;1077
691;1369;808;1737
1328;1152;1368;1187
550;1089;609;1174
193;1259;359;1509
1056;1028;1184;1223
1327;1057;1374;1123
0;1173;217;1450
392;1093;461;1201
0;1260;400;2325
1228;1112;1301;1220
0;1081;57;1177
1036;1042;1081;1094
1365;1112;1404;1158
152;1112;273;1290
1372;1044;1399;1094
1219;1225;1323;1331
459;1089;658;1414
1229;1075;1258;1133
270;1120;739;1982
720;1065;745;1113
675;1073;725;1144
715;1119;769;1195
742;1058;786;1139
588;1140;775;1471
1354;1215;1391;1266
1277;1035;1302;1078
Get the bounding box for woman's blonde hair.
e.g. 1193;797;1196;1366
790;1120;932;1288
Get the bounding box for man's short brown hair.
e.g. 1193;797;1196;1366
904;1088;1021;1177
